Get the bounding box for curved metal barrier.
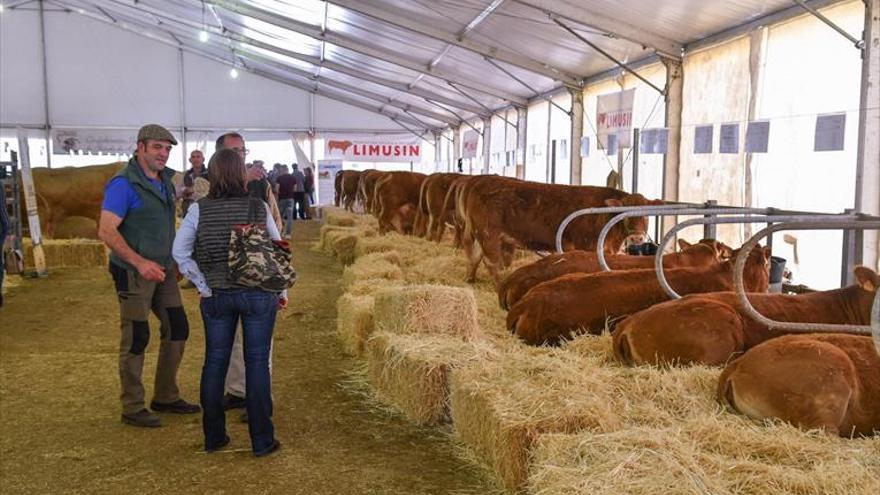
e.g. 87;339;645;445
731;220;880;340
594;207;772;270
654;214;859;299
554;203;692;253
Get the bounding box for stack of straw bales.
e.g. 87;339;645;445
320;208;879;495
366;333;495;425
23;238;108;268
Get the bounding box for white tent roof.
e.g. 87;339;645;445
5;0;846;130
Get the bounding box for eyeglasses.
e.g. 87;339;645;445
231;147;250;156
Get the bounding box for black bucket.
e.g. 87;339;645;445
769;256;787;284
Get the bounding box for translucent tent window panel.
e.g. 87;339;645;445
581;63;667;194
749;0;863;289
525;100;549;183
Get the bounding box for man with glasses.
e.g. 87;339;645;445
213;132;282;418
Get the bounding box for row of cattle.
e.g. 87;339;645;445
333;169;879;437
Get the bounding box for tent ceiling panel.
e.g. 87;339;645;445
0;10;45;126
43;10;181;127
182;51;312;129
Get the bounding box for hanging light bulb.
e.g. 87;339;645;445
229;67;239;79
198;30;209;43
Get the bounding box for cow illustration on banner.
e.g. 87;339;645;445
323;133;422;163
596;89;635;150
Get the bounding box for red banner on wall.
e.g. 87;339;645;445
323;133;422;162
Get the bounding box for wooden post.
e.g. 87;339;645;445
16;129;47;277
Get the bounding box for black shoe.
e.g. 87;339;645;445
254;440;281;457
122;409;161;428
150;399;201;414
223;393;246;410
205;435;231;453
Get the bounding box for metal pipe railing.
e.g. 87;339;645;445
655;214;859;299
872;291;880;356
594;207;772;270
732;220;880;337
554;203;693;253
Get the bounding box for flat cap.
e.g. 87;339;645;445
137;124;178;145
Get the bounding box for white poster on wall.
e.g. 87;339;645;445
814;113;846;152
323;133;421;162
719;123;740;154
694;125;713;154
745;121;770;153
597;88;635;149
316;159;343;206
51;128;139;155
580;136;590;157
461;129;479;159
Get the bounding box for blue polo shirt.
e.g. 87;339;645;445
102;175;168;218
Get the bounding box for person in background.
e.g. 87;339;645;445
173;148;286;457
268;163;284;193
275;165;296;238
1;199;10;308
290;163;309;220
303;167;315;208
181;150;208;216
214;132;281;418
98;124;199;428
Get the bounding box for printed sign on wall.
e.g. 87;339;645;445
323;133;421;163
461;129;480;159
52;128;138;155
316;159;343;206
597;88;635;149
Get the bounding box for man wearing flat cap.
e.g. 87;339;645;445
98;124;200;428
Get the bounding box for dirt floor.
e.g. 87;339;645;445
0;220;501;494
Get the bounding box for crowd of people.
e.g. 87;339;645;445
95;124;301;457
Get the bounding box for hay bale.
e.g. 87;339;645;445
365;332;495;426
52;216;98;239
528;417;880;495
342;252;403;288
337;294;375;356
22;239;108;268
449;348;622;492
331;233;360;265
373;285;480;340
346;278;406;297
315;224;355;254
325;210;357;227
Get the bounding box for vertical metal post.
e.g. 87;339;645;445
703;199;718;239
38;0;52;168
545;100;552;183
632;127;640;193
854;0;880;270
177;48;187;168
481;116;491;174
569;86;584;185
516;105;527;179
661;57;683;236
841;208;857;286
550;139;557;184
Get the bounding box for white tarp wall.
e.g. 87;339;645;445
0;8;417;171
678;0;865;289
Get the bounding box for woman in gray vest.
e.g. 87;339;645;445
172;148;286;457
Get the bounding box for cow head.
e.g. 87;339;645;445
730;244;772;292
604;195;664;247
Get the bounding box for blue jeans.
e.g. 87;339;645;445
199;289;278;453
278;198;294;237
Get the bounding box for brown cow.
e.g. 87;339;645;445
373;171;428;234
613;266;880;367
440;175;477;248
459;177;662;285
20;162;125;238
507;245;771;345
717;332;880;437
419;172;461;241
339;170;362;212
334;170;344;207
358;169;386;214
497;239;733;310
